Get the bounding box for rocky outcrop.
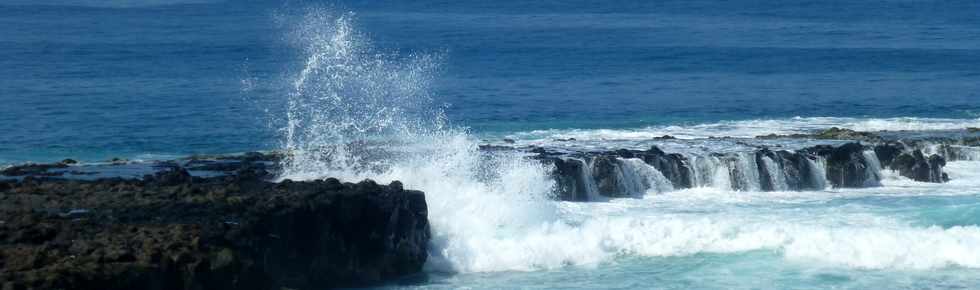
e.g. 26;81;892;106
591;155;626;198
543;158;592;201
806;143;882;188
536;146;696;200
812;127;881;141
870;142;950;183
891;150;948;183
0;162;69;177
755;149;823;191
754;127;980;148
537;142;908;201
873;141;908;167
0;167;430;290
755;127;880;141
631;147;695;189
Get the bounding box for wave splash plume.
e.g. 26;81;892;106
276;7;561;273
273;7;980;275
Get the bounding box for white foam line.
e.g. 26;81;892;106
503;117;980;145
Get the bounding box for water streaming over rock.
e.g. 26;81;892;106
538;145;894;200
266;8;980;284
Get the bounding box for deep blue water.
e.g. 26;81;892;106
2;0;980;163
6;1;980;290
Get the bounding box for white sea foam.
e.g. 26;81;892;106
412;185;980;272
503;116;980;146
273;7;980;275
274;7;563;273
536;213;980;270
947;161;980;182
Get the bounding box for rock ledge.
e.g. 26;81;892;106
0;167;430;290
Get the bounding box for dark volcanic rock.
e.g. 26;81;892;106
591;155;626;198
185;160;247;172
964;137;980;147
540;156;589;201
542;158;591;201
478;144;515;151
1;163;69;177
892;150;948;183
931;155;950;183
873;142;949;183
184;152;281;177
755;149;819;191
814;127;880;141
755;127;880;141
755;149;782;191
634;146;694;189
755;133;810;140
0;168;430;289
806;143;881;188
873;142;908;167
780;150;822;190
145;167;193;186
536;142;900;201
533;139;955;200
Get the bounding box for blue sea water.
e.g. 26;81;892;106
4;1;980;289
3;0;980;163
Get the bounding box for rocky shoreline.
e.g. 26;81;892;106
529;128;980;201
0;160;430;289
1;127;978;288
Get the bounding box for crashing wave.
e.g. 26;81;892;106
269;7;980;275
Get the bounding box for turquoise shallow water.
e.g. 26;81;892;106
360;164;980;289
392;254;980;290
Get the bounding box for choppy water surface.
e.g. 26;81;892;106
3;1;980;289
4;0;980;164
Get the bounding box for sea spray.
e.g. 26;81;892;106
274;7;563;272
280;7;445;179
270;7;980;275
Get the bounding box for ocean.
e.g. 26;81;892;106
3;0;980;289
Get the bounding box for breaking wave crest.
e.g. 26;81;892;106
274;7;562;273
273;7;980;274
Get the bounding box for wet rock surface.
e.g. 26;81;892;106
754;127;880;141
1;163;69;177
806;142;882;188
0;162;430;289
812;127;882;141
892;151;949;183
632;147;695;189
533;139;963;201
545;158;593;201
485;127;978;201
